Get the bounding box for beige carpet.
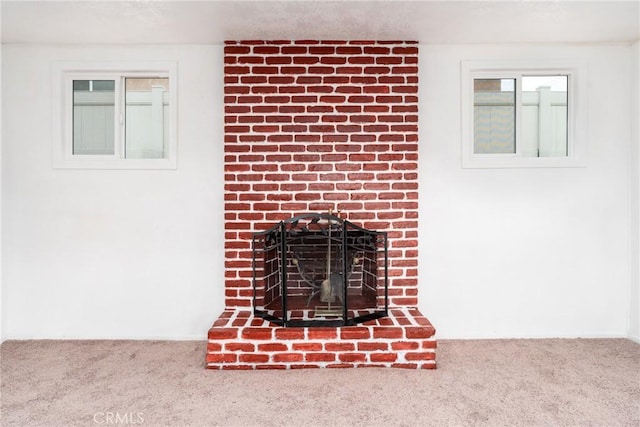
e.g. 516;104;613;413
1;339;638;426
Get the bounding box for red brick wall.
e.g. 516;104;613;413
224;40;419;309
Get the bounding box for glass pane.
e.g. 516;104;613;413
473;79;516;154
72;80;115;155
125;78;170;159
522;75;568;157
91;80;115;91
72;80;89;91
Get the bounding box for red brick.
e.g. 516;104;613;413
325;343;355;352
337;202;363;210
225;343;255;352
225;298;251;307
282;46;307;54
292;343;323;351
319;95;346;103
225;46;251;54
238;56;265;64
273;353;303;363
420;363;437;370
377;57;403;65
207;343;222;352
292;95;318;103
307;85;334;93
225;66;250;74
337;67;363;74
309;46;336;55
253;46;280;54
305;353;336;362
338;353;366;363
364;46;390;54
239;354;269;363
307;106;334;114
309;66;335;74
231;317;249;327
295;135;321;143
321;154;348;162
297;76;322;84
373;327;403;339
293;115;319;123
392;66;418;74
322;57;347;65
348;95;374;103
392;46;418;55
212;317;231;327
241;328;273;340
364;66;390;74
257;343;289;352
391;341;420;350
307;328;338;340
357;342;388;351
322;115;348;122
336;46;362;54
265;57;292;65
405;327;435;339
279;86;306;94
323;135;348;143
370;353;398;363
206;353;238;363
405;352;436;361
221;365;253;370
208;328;238;340
348;56;375;64
351;115;377;123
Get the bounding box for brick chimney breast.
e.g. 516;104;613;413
208;40;434;370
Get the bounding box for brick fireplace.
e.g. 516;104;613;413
206;40;436;369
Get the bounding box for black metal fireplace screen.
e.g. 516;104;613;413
252;213;388;327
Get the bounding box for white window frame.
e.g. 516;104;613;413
461;59;588;169
52;61;178;169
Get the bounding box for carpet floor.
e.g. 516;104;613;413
1;338;638;426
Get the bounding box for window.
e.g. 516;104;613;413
461;60;587;168
53;62;177;169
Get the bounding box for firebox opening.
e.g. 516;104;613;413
252;213;389;327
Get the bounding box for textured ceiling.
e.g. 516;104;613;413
1;1;639;45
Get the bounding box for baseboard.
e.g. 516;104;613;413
627;334;640;344
0;336;207;342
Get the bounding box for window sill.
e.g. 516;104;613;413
462;154;586;169
53;157;177;170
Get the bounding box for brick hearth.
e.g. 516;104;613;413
207;308;435;369
207;39;436;369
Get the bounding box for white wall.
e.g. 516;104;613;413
419;44;634;338
0;40;3;342
1;45;225;339
1;42;636;340
629;41;640;342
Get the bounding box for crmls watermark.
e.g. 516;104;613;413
93;412;144;425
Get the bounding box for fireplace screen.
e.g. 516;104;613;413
252;213;388;327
